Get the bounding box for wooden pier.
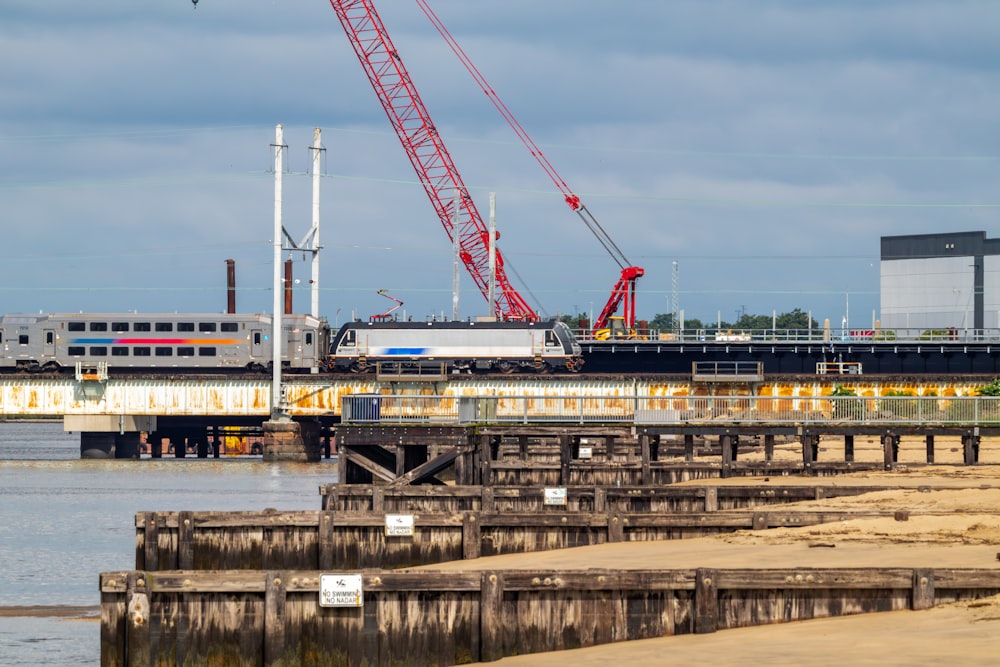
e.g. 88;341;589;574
102;421;1000;665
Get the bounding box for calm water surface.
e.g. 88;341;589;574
0;421;337;665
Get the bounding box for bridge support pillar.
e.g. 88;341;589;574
80;432;115;459
263;418;321;462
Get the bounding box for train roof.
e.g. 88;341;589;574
339;319;568;331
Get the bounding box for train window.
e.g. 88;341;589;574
133;347;151;357
155;347;173;357
546;331;558;346
221;323;238;332
111;347;129;357
89;347;107;356
134;322;151;332
111;322;129;332
343;330;356;346
45;332;54;345
18;335;28;345
68;322;85;332
178;322;195;332
90;322;108;332
199;347;217;357
155;323;173;332
198;322;217;332
253;332;262;345
177;347;194;357
305;332;313;345
68;346;85;356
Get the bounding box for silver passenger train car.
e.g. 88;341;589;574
0;313;329;373
328;320;584;373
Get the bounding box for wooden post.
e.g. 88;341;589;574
480;572;504;662
125;572;151;665
704;487;718;512
608;512;625;542
720;434;733;479
559;434;572;486
800;433;814;473
963;432;980;465
764;433;775;462
844;434;855;462
372;486;385;513
481;486;494;513
752;512;769;530
264;571;287;666
912;569;935;610
143;513;159;571
882;433;897;470
319;511;335;569
640;433;652;485
518;434;529;461
925;434;935;464
463;512;481;560
178;510;194;570
594;487;607;513
694;568;718;634
684;434;695;462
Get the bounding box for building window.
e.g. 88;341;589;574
199;322;217;333
221;323;239;332
178;322;195;332
155;347;173;357
155;322;173;332
199;347;217;357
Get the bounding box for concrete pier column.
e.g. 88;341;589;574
114;433;142;459
263;418;321;462
80;432;115;459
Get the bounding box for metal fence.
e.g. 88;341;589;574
341;394;1000;426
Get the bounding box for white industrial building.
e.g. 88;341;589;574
881;231;1000;332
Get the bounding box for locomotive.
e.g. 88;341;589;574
328;319;583;374
0;312;329;373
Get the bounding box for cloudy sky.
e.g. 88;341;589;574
2;1;997;329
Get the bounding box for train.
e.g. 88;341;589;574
0;313;583;375
0;312;329;373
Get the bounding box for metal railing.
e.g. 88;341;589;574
571;326;1000;344
341;394;1000;426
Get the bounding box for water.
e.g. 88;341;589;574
0;421;338;665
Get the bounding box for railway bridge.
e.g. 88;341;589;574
2;367;999;461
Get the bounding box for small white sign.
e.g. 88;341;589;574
544;487;567;505
578;446;593;459
319;573;363;608
385;514;415;537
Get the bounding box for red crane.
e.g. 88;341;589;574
327;0;537;322
414;0;644;338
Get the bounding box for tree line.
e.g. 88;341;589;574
560;308;819;331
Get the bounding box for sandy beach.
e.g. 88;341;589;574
413;461;1000;665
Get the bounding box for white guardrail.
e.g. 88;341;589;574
341;395;1000;426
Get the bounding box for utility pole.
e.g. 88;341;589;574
271;124;286;418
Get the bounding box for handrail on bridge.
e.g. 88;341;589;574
340;394;1000;427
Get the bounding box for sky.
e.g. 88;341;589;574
1;0;997;330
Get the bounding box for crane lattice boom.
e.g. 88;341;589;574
414;0;644;335
328;0;537;322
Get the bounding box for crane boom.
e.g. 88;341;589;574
327;0;537;322
414;0;644;336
